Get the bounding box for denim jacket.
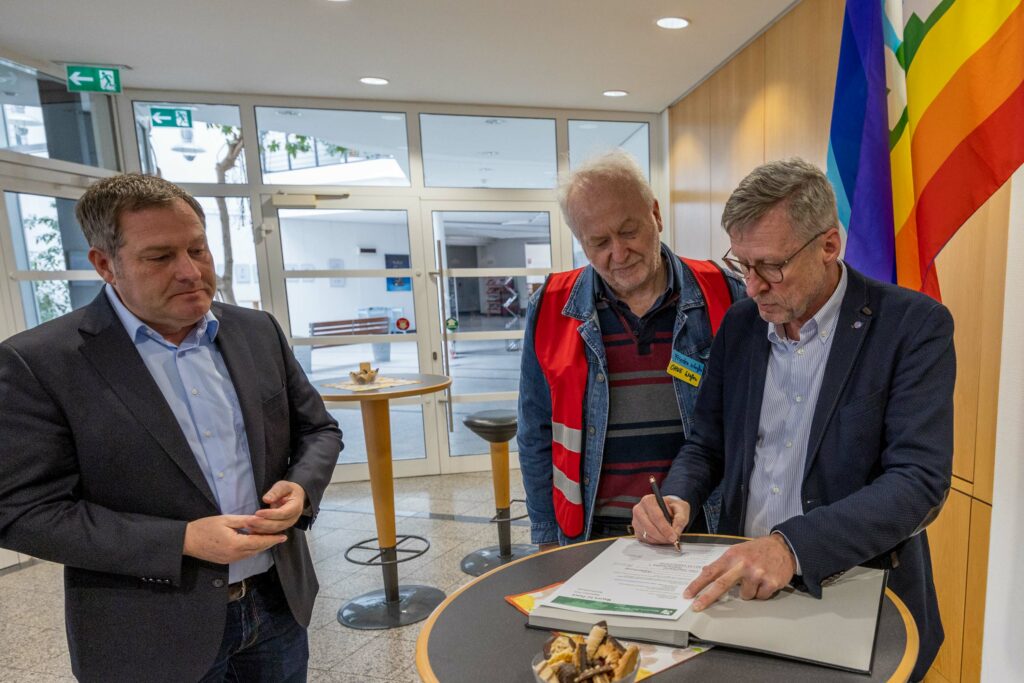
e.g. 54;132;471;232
517;247;746;545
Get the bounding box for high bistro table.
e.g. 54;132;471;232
416;535;919;682
319;372;451;630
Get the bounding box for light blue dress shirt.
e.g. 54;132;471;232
105;285;272;582
745;263;848;572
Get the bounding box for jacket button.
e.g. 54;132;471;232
596;373;605;383
583;477;590;486
212;578;226;588
588;426;595;435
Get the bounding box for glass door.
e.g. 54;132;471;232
419;200;565;473
261;195;445;482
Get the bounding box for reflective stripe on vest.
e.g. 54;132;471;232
532;258;734;538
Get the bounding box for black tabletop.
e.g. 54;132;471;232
416;536;917;682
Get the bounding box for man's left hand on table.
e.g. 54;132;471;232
247;480;308;534
685;533;797;611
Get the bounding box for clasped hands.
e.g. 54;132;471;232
183;480;307;565
631;494;797;611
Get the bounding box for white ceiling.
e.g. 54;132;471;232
1;0;796;113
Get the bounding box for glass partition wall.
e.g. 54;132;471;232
0;54;661;481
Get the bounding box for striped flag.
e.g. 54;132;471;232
827;0;1024;299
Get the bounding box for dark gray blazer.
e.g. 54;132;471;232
0;293;342;682
662;265;953;680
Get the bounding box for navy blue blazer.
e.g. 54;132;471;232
662;265;953;680
0;293;342;682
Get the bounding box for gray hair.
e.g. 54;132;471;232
75;174;205;256
721;157;838;241
558;150;653;233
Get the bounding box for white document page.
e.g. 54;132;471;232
536;538;730;620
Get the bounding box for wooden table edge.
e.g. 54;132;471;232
318;375;451;402
414;534;919;683
883;588;919;683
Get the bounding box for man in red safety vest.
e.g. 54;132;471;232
518;150;745;547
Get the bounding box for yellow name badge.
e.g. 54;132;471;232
667;350;704;387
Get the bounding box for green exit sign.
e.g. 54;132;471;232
150;107;193;128
65;65;121;93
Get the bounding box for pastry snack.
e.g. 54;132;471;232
532;621;640;683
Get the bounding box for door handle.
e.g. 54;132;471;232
435;240;455;433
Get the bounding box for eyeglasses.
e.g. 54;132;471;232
722;231;827;284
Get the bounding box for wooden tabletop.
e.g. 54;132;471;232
416;536;918;683
317;373;451;402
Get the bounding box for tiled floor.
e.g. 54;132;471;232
0;471;532;682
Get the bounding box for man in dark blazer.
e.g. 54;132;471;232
0;174;342;682
633;158;952;681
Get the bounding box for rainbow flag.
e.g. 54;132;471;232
827;0;1024;298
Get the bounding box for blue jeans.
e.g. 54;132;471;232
198;571;309;683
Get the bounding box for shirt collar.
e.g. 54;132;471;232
594;242;677;308
767;261;848;346
105;284;219;348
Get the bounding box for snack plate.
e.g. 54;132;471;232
531;652;638;683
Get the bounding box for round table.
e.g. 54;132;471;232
416;536;918;682
319;372;451;629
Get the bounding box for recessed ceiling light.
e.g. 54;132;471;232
360;77;389;85
656;17;690;29
603;90;628;97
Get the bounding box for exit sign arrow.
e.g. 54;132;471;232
68;71;93;87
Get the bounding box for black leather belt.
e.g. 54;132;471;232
227;568;274;602
590;519;633;539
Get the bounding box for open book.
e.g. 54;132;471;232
527;539;887;674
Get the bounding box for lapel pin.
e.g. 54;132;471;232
861;306;872;315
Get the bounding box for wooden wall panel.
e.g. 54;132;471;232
936;212;985;482
934;183;1010;487
972;188;1010;504
961;501;991;682
708;34;766;261
669;81;712;258
927;490;972;682
763;0;845;167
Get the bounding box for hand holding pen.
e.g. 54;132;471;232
649;476;682;552
630;476;689;550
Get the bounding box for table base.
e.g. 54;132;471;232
338;585;447;630
460;544;538;577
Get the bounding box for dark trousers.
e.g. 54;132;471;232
198;570;309;683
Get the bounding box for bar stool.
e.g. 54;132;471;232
460;410;538;576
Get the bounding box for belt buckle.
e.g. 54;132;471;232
228;578;248;602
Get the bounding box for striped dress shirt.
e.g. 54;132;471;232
745;263;848;568
105;285;272;582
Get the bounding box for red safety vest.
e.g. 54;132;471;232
533;257;733;537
